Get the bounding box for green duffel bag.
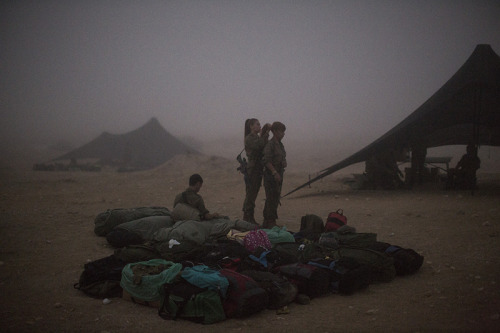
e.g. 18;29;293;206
114;244;162;263
159;279;225;325
155;239;204;263
263;226;295;245
333;231;378;248
120;259;182;302
270;242;336;265
94;207;171;237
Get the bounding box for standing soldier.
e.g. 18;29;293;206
262;121;287;228
242;118;270;224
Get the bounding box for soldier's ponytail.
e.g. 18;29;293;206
244;118;258;142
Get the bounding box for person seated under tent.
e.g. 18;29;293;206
446;144;481;190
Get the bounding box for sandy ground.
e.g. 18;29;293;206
1;153;499;333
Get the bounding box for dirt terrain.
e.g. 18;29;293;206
1;154;499;332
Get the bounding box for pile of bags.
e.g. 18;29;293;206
74;207;424;324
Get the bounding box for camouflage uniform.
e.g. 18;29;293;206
262;139;287;227
174;188;209;220
242;133;267;223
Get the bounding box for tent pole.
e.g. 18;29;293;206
471;86;482;196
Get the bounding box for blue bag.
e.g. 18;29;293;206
181;265;229;297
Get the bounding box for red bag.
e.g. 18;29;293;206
218;269;268;318
325;209;347;232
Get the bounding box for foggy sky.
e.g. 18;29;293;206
2;1;500;160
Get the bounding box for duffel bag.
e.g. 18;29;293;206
337;246;396;283
385;245;424;275
218;269;268;318
94;206;170;236
241;270;298;309
333;231;378;248
74;254;126;299
276;262;331;299
159;278;225;324
113;243;162;264
308;257;372;295
120;259;182;302
263;226;296;245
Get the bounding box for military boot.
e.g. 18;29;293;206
262;219;276;229
243;214;257;224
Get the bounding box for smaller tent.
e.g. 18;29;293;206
54;117;198;170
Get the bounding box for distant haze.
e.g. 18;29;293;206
2;1;500;172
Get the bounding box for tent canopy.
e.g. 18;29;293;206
54;117;198;169
284;44;500;197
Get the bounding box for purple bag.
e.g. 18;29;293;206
243;230;272;253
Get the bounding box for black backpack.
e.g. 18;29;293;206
298;214;325;241
74;254;126;298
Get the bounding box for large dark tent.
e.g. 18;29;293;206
284;44;500;197
54;117;198;170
